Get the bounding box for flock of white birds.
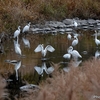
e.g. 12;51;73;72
11;20;100;78
13;20;100;58
13;22;31;56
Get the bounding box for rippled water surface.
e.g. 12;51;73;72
0;28;100;99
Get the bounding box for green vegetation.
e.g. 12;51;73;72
0;0;100;33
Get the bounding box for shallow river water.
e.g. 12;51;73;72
0;26;100;99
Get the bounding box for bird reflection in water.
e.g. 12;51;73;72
34;61;54;77
5;60;21;80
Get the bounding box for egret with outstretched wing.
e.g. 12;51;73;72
34;44;55;57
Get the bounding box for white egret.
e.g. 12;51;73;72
95;50;100;59
13;40;22;56
67;33;72;40
68;46;82;60
22;22;31;33
95;30;100;46
72;36;78;46
63;53;71;59
34;62;54;76
14;26;21;44
34;44;55;57
22;37;30;48
14;26;21;38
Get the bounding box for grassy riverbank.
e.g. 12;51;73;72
0;0;100;33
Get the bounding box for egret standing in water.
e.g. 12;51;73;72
34;44;55;57
67;33;72;40
72;35;78;46
67;46;82;60
94;30;100;46
22;22;31;36
14;26;21;44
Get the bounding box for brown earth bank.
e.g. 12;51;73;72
0;0;100;33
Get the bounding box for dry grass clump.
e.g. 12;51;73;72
0;0;100;33
0;0;39;33
25;58;100;100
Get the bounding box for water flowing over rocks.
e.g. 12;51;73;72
30;18;100;34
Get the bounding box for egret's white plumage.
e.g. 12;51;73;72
67;33;72;40
14;26;21;38
95;30;100;46
68;46;82;60
34;62;54;76
22;22;31;33
72;36;78;46
14;40;22;55
14;26;21;44
15;45;21;55
34;44;55;57
63;53;71;59
22;37;30;48
95;50;100;59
